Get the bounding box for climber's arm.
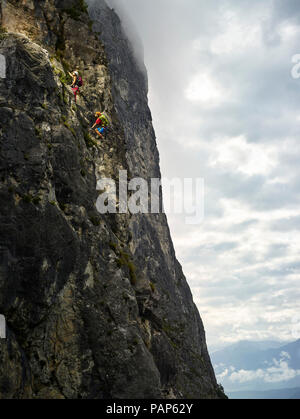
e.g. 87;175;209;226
91;118;101;130
70;74;76;87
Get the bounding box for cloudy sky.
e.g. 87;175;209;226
107;0;300;350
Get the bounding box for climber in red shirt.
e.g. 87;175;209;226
91;112;109;139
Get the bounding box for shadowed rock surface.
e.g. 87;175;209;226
0;0;226;399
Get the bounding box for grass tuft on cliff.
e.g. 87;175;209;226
0;26;8;40
63;0;89;21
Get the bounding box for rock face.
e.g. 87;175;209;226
0;0;225;399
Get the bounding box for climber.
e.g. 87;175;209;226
69;70;83;103
91;112;110;139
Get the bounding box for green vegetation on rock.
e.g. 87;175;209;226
62;0;88;21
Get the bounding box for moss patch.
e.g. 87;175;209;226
61;117;76;137
116;250;137;286
35;127;42;140
22;193;41;205
84;131;98;148
62;0;88;21
110;242;137;286
90;216;101;226
58;202;68;212
22;194;33;204
0;26;8;40
32;196;42;206
149;282;156;293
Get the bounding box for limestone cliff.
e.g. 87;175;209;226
0;0;226;399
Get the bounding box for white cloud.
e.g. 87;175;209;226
278;22;300;41
185;72;227;107
226;352;300;384
279;351;291;360
208;135;278;176
217;368;231;380
210;10;262;55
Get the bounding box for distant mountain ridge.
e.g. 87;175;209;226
211;339;300;394
229;387;300;399
211;340;285;354
211;339;300;370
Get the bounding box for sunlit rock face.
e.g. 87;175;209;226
0;0;225;399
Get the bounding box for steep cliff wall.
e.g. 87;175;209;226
0;0;225;399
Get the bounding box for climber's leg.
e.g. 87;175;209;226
72;86;79;103
95;127;103;138
100;127;107;137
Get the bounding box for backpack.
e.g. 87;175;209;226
77;76;83;87
99;113;110;127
